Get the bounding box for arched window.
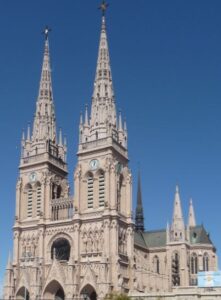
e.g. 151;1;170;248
153;256;160;274
52;183;62;199
26;185;33;218
87;174;94;209
36;183;41;216
191;253;198;274
98;171;105;207
172;252;180;286
203;253;209;271
51;238;70;261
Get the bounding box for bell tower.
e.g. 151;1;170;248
73;6;134;293
74;13;131;216
13;27;70;265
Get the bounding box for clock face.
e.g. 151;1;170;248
89;159;99;171
29;172;37;182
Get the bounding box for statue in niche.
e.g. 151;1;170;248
95;231;99;252
87;234;92;253
82;233;87;252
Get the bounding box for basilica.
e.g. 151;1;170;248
3;5;218;300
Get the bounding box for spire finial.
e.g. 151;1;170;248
42;25;51;40
99;1;109;16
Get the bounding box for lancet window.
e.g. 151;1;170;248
26;185;33;218
153;255;160;274
87;174;94;209
172;252;180;286
36;183;41;215
203;253;209;271
98;171;105;207
191;253;198;274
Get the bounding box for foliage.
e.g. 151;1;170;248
104;292;131;300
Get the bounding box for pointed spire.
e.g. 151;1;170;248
173;185;184;223
27;123;31;141
124;118;127;132
64;135;67;147
188;198;196;227
80;111;83;125
59;127;63;146
85;104;89;126
135;170;145;231
90;10;117;132
171;185;185;241
118;110;123;131
32;27;56;142
22;129;25;141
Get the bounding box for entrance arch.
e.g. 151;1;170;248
81;284;97;300
43;280;65;300
16;286;30;300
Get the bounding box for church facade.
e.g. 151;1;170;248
3;10;218;300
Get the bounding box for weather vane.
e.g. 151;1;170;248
99;0;109;16
42;26;51;40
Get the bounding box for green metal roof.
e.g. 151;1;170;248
189;225;213;245
134;225;213;249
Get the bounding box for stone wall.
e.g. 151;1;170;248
130;287;221;299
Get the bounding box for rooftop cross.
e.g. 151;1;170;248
42;25;51;40
99;0;109;16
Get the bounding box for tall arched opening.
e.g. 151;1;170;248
80;284;97;300
43;280;65;300
16;286;30;300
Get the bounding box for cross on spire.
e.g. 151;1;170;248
99;0;109;16
42;25;51;40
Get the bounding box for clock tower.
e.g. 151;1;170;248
73;12;134;294
13;28;70;266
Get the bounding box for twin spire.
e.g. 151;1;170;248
168;185;196;242
32;28;56;142
21;27;66;162
79;9;127;148
135;180;197;238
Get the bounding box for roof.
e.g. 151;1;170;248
189;225;213;245
134;225;213;249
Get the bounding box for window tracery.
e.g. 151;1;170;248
87;174;94;209
191;253;198;274
153;255;160;274
203;253;209;271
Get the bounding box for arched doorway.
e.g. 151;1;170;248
16;286;30;300
43;280;65;300
55;288;65;300
81;284;97;300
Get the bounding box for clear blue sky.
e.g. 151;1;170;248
1;0;221;291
